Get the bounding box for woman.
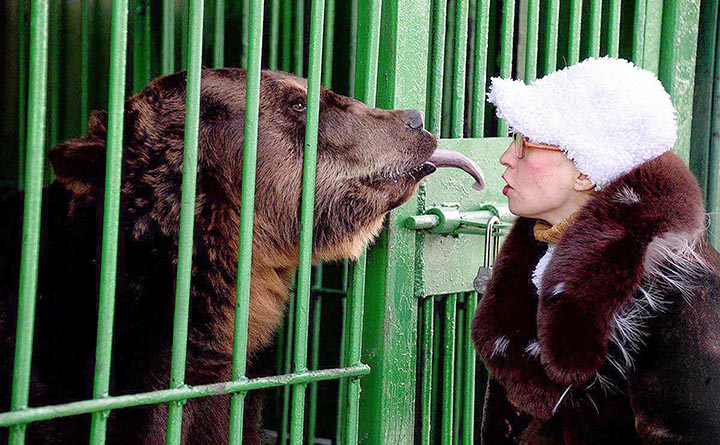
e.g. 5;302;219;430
472;57;720;444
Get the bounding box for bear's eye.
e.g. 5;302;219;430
290;100;306;112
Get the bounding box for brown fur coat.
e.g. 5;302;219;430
472;152;720;444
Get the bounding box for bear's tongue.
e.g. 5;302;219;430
426;149;485;191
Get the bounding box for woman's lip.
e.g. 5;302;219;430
503;185;512;196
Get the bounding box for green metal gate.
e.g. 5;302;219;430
0;0;718;444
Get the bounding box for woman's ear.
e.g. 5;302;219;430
573;172;595;192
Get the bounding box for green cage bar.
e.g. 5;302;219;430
282;0;292;71
213;0;225;68
0;366;371;428
280;293;297;445
707;1;720;248
543;0;560;75
348;0;359;97
162;0;175;74
241;0;249;68
132;0;151;93
451;0;469;138
306;267;323;443
87;0;129;442
497;0;515;135
461;291;478;444
440;293;457;445
419;298;434;445
48;0;60;152
269;0;280;70
524;0;540;82
8;1;50;442
343;254;367;445
451;297;465;441
17;2;28;188
568;0;583;65
228;0;264;442
294;0;305;76
80;0;90;131
335;266;349;444
470;0;490;137
426;0;447;135
633;0;663;73
441;0;456;138
166;1;204;443
289;1;325;442
322;0;335;88
608;0;622;57
588;0;602;57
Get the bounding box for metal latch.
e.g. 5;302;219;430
404;205;512;235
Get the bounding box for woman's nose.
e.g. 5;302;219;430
499;142;515;167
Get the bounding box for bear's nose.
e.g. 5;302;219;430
404;109;424;130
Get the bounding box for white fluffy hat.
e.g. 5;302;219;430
487;57;677;189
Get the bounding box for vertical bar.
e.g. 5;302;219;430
497;0;515;135
451;0;469;138
419;298;434;445
88;0;129;442
452;298;465;443
658;0;702;164
294;0;306;76
524;0;540;82
306;267;323;444
588;0;602;57
335;263;350;444
8;1;50;442
543;0;560;75
48;0;60;150
426;0;447;134
709;28;720;248
441;0;456;138
470;0;490;137
348;0;359;96
568;0;583;65
440;294;457;445
289;2;325;442
282;0;292;71
280;294;297;445
214;0;225;67
462;292;478;444
269;0;281;70
165;1;204;443
322;0;335;88
228;0;265;442
132;0;151;93
608;0;622;57
241;0;250;68
343;255;366;445
632;0;663;74
80;0;91;132
17;1;28;188
162;0;175;74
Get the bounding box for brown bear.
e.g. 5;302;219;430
0;68;464;443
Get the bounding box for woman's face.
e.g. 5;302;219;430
499;139;586;225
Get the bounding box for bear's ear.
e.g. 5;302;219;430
49;111;108;196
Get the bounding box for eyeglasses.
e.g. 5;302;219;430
513;132;563;159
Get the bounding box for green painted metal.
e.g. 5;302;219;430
8;1;50;442
633;0;663;74
294;0;305;76
470;0;490;137
322;0;336;88
568;0;582;65
659;0;701;165
344;254;367;445
81;0;90;131
497;0;515;135
280;294;297;445
282;0;292;71
165;1;204;443
306;268;323;444
524;0;539;82
426;0;447;135
132;0;151;93
710;32;720;250
451;296;465;441
289;1;325;443
241;0;249;69
213;0;225;67
358;1;431;443
269;0;281;70
451;0;469;138
419;298;434;445
608;0;622;57
0;366;371;428
440;293;456;445
162;0;175;74
48;0;60;152
543;0;560;75
17;2;28;189
441;0;456;138
87;0;129;442
588;0;602;57
228;0;264;443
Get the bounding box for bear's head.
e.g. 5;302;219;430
49;69;437;269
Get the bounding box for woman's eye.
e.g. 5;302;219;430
291;101;306;112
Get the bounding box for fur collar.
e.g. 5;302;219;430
472;151;708;419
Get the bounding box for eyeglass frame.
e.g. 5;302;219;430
512;132;564;159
